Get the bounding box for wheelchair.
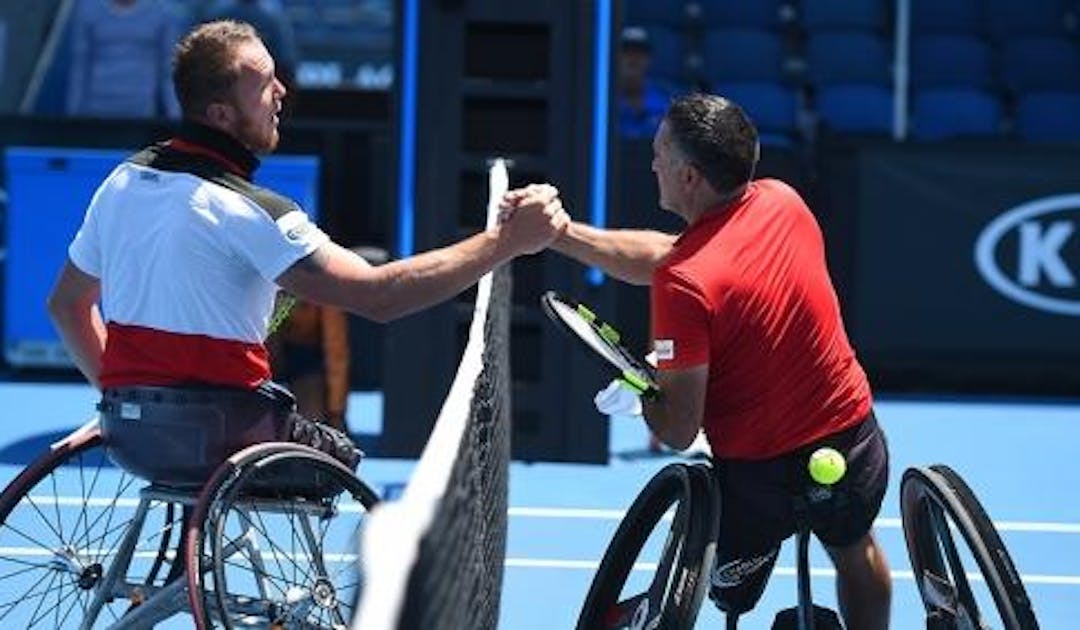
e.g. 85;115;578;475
0;384;380;629
577;458;845;630
901;464;1039;629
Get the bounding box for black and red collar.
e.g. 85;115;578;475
166;121;260;180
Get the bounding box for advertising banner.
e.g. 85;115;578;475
848;145;1080;388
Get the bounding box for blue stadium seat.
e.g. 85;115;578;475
640;24;688;83
805;32;891;86
910;88;1003;140
1015;91;1080;142
714;81;800;145
701;28;787;83
815;84;893;134
801;0;888;31
625;0;689;27
1000;37;1080;93
699;0;790;30
910;0;982;34
910;35;993;89
984;0;1070;40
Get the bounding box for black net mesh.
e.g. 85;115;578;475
356;263;512;630
398;264;511;630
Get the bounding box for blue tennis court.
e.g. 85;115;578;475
0;384;1077;627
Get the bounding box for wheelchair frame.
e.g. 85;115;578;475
0;417;379;629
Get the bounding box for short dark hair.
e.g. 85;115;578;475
663;93;759;196
173;20;261;119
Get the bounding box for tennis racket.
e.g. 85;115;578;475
540;291;659;399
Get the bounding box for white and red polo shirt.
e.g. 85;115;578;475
68;123;328;388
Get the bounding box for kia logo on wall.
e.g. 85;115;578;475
975;194;1080;316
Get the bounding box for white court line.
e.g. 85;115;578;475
507;507;1080;535
10;499;1079;586
17;498;1080;535
1;540;1075;586
503;559;1080;586
0;546;359;564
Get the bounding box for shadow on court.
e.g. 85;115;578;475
0;428;101;466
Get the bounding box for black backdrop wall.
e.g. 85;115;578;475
829;140;1080;394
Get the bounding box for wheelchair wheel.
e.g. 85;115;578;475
901;465;1039;630
0;421;184;628
186;443;380;629
577;462;718;630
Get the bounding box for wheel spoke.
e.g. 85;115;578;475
81;475;139;568
201;454;375;630
0;438;155;628
55;583;85;630
0;567;55;621
74;452;109;553
18;494;65;548
0;520;63;555
248;505;318;586
0;558;60;580
50;472;65;547
27;564;62;626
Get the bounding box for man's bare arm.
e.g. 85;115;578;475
642;364;708;450
278;234;504;323
278;192;567;322
47;261;106;389
552;221;677;285
502;186;676;285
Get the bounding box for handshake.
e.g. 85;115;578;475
497;184;570;256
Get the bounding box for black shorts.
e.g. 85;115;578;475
708;411;889;615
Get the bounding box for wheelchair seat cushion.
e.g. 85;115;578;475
98;383;295;488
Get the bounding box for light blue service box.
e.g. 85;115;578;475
3;146;320;367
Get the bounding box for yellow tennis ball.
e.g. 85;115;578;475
808;447;847;485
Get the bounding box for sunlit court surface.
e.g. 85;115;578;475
0;384;1076;628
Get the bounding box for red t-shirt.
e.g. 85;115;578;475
651;179;871;460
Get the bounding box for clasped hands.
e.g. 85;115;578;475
498;184;569;255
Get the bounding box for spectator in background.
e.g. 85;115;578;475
617;26;671;140
267;247;389;433
267;295;351;430
209;0;297;89
66;0;185;119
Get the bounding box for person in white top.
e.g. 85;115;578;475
46;20;567;483
49;19;567;393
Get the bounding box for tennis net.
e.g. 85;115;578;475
354;160;513;629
